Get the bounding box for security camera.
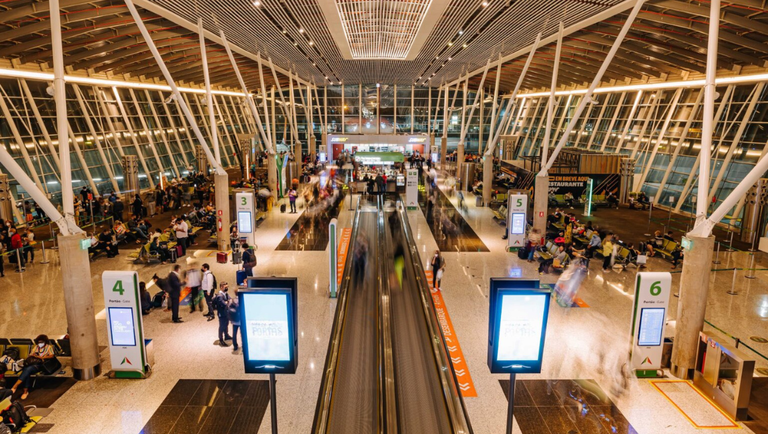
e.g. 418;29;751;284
164;95;175;104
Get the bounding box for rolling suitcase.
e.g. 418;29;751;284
280;202;286;213
176;244;184;257
232;250;242;265
217;251;228;264
169;248;177;263
236;269;248;286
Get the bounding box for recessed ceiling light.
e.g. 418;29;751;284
309;41;314;45
435;55;439;59
313;63;317;66
417;76;421;79
293;42;298;46
448;57;452;60
253;0;260;6
447;42;453;47
482;1;488;6
462;43;468;48
299;28;305;33
282;29;287;34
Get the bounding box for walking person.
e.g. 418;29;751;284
173;218;189;255
201;263;216;321
430;249;445;290
602;234;614;272
288;187;298;213
167;264;184;322
213;282;232;346
229;289;241;351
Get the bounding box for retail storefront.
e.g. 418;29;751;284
326;134;428;162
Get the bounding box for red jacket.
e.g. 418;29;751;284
10;233;22;249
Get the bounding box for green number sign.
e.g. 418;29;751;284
516;198;523;207
112;280;125;296
241;197;247;206
650;281;662;296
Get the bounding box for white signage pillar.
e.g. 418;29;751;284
102;271;149;378
630;272;672;377
507;193;528;249
236;191;256;247
406;168;418;209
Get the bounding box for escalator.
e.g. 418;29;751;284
313;195;472;434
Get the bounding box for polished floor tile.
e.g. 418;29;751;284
275;194;345;251
418;184;489;252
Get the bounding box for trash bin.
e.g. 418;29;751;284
460;162;475;191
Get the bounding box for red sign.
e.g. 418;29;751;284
538;211;544;218
217;217;223;232
218;209;223;216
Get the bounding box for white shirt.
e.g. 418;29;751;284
202;271;214;293
186;268;201;287
175;220;188;239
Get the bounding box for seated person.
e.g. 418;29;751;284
606;191;619;208
11;334;55;400
564;192;575;208
671;246;684;269
539;245;567;274
663;231;675;242
647;230;664;256
113;220;132;243
149;233;171;263
637;192;650;209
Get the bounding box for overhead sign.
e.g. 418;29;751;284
406;169;418;209
630;272;672;377
102;271;148;378
507;194;527;249
235;191;256;246
488;278;551;374
241;277;298;374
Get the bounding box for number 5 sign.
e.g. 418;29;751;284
630;272;672;377
507;193;528;249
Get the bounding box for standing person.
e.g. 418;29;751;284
229;289;241;351
430;249;445;290
131;194;143;218
201;263;216;321
241;243;256;278
0;233;5;277
167;264;184;323
602;234;614;272
185;259;202;314
213;282;232;346
288;187;298;213
112;196;124;222
173;218;189;255
9;227;25;270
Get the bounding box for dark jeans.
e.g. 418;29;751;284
289;200;296;212
603;255;612;270
23;245;34;263
218;316;230;343
177;237;188;255
19;364;43;389
232;324;240;350
204;291;214;317
189;286;200;312
170;292;180;321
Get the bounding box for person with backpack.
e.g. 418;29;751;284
241;243;256;278
201;264;216;321
229;289;241;351
213;283;232;346
11;335;54;400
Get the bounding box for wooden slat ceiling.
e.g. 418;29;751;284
0;0;767;94
0;0;290;91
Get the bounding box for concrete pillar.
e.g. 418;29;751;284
456;141;465;178
671;235;715;379
428;132;435;160
440;136;447;170
58;234;101;380
482;156;493;206
214;173;230;251
267;154;278;196
533;175;549;235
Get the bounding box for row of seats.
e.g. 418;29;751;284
0;337;69;378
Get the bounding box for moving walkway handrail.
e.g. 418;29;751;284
396;200;474;434
312;196;365;433
377;196;399;434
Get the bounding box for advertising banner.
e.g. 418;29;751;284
548;173;620;197
102;271;147;377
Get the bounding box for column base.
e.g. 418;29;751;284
74;364;102;381
669;363;694;380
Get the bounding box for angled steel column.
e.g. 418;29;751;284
599;92;627;152
213;98;238;166
113;87;154;184
73;84;120;192
199;18;220;164
143;89;181;177
541;0;646;174
613;91;643;153
0;88;45;192
267;57;300;148
129;88;171;183
21;79;61;170
158;93;190;168
655;89;703;206
256;52;273;148
585;93;610;151
636;88;683;190
94;87;127;158
486;57;502;156
125;0;224;176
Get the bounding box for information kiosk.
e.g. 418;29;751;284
507;193;528;250
630;272;672;377
236;191;256;247
102;271;151;378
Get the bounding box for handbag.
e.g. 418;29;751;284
41;357;62;375
436;269;444;280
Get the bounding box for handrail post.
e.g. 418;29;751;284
40;240;50;265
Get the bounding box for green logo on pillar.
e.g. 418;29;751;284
120;357;132;365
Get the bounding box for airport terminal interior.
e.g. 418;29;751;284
2;0;768;433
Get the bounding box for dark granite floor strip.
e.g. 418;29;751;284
418;186;489;252
141;379;270;434
275;193;346;251
499;379;633;434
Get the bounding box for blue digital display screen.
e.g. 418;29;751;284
638;308;665;347
238;211;253;234
511;213;526;235
243;293;291;362
108;307;136;347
